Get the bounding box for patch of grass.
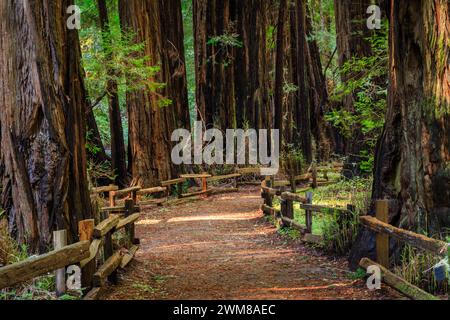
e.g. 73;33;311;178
132;282;159;294
394;245;449;295
278;227;301;240
321;209;360;256
0;275;57;301
152;275;174;284
348;268;367;280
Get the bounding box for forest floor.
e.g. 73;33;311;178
101;186;402;300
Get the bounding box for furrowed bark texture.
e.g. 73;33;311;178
119;0;190;187
0;0;92;251
350;0;450;268
334;0;374;174
193;0;272;131
97;0;128;188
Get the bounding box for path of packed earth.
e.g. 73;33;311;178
102;187;401;300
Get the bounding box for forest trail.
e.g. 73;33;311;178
102;187;399;300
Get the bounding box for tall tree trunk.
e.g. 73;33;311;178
193;0;236;131
97;0;128;188
274;0;288;141
0;0;92;251
193;0;272;131
304;4;333;161
334;0;373;174
119;0;190;187
350;0;450;268
295;0;313;163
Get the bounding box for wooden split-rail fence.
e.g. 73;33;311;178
260;176;353;244
0;167;266;299
260;175;449;300
93;167;268;214
0;198;140;300
359;200;449;300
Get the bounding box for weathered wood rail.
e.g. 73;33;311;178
92;167;270;213
0;198;141;300
260;176;352;243
260;176;449;300
359;200;449;300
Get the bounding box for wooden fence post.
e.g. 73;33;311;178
281;199;294;220
79;219;95;291
125;199;137;246
311;164;318;189
305;192;313;234
177;182;183;199
109;185;116;207
53;230;67;297
100;211;117;284
376;200;390;268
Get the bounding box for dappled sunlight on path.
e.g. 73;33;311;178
102;187;400;300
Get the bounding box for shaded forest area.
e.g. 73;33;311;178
0;0;449;299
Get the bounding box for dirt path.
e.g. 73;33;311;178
103;187;400;300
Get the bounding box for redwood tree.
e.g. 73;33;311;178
97;0;128;188
334;0;374;174
193;0;273;131
119;0;190;187
0;0;92;251
350;0;450;267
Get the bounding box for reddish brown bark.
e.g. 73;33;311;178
119;0;190;187
274;0;288;139
193;0;272;131
0;0;92;251
97;0;128;188
350;0;450;268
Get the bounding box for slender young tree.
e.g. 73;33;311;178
119;0;190;187
274;0;288;140
295;0;313;163
0;0;92;251
350;0;450;267
97;0;128;188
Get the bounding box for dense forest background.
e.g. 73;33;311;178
0;0;449;297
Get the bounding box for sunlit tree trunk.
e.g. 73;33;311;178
119;0;190;187
0;0;92;251
350;0;450;268
193;0;272;131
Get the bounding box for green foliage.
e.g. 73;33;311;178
348;268;367;280
278;227;302;240
394;245;449;295
207;25;243;68
321;208;360;256
266;25;276;50
208;33;243;49
181;0;197;122
327;23;389;173
77;0;171;152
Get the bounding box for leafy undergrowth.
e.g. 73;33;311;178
273;177;372;256
0;218;81;301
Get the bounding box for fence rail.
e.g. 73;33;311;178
260;172;449;300
0;198;141;300
358;200;449;300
